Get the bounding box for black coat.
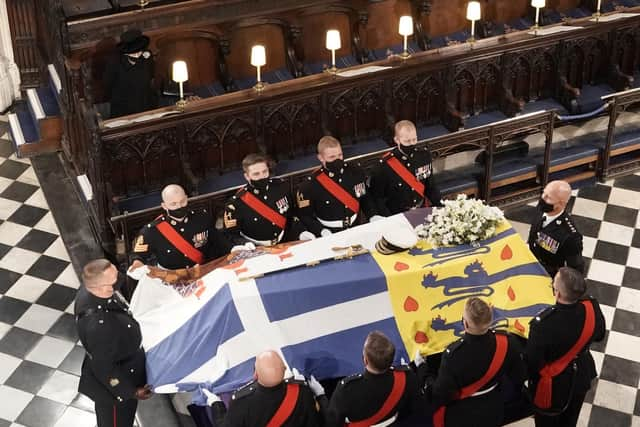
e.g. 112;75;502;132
369;146;443;216
75;286;147;404
104;54;157;118
525;298;606;411
527;210;585;277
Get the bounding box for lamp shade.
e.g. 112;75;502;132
398;16;413;36
250;45;266;67
466;1;481;21
172;61;188;83
326;30;341;50
531;0;545;7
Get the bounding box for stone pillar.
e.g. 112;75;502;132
0;0;21;111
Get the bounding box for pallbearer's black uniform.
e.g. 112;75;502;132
527;211;585;277
133;209;231;269
325;366;421;427
296;163;376;236
423;331;526;427
222;378;322;427
369;146;442;216
223;178;304;246
75;286;146;427
526;298;605;427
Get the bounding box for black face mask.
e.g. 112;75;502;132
251;178;269;190
168;206;188;218
400;144;416;155
325;158;344;173
538;199;555;213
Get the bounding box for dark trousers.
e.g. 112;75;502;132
534;390;587;427
95;399;138;427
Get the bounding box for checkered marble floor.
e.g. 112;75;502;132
0;105;639;426
505;172;640;427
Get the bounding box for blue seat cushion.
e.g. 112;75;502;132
417;124;450;140
193;82;226;98
234;67;295;90
304;55;360;75
465;110;508;129
369;41;421;61
490;157;538;182
437;167;480;195
117;192;162;214
575;84;612;113
530;141;600;167
522;98;567;115
37;86;60;117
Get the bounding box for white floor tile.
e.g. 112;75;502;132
632;415;640;427
0;321;10;339
590;350;605;376
504;416;534;426
0;351;22;383
0;247;41;274
608;187;640;210
8;153;31;164
616;287;640;313
53;406;96;427
571;198;607;220
23;188;49;209
44;237;70;261
628;247;640;269
37;370;79;405
14;304;61;334
33;211;60;234
56;264;80;289
0;197;21;220
0;176;12;193
599;304;616;330
4;275;51;302
577;402;592;427
0;221;32;246
0;385;34;421
25;335;75;368
587;259;626;286
582;236;597;259
592;379;637;413
16;167;38;186
606;330;640;362
597;222;634;246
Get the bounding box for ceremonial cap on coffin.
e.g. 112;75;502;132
375;227;418;255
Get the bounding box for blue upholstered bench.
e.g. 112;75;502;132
233;68;295;90
437;166;481;197
369;41;422;61
574;84;612;113
465;110;508;129
304;55;361;75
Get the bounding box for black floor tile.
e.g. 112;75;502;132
587;405;632;427
0;242;10;260
0;159;29;180
36;284;77;312
0;418;11;427
46;312;79;343
599;354;640;388
611;309;640;337
15;229;58;253
69;392;95;413
59;345;85;377
586;280;620;307
0;327;41;358
592;241;630;265
0;181;38;202
633;229;640;249
16;396;66;427
635;391;640;416
584;379;597;404
613;173;640;192
7;204;48;228
602;205;638;228
622;267;640;290
0;296;30;324
0;140;14;158
569;214;601;238
4;360;55;394
0;267;21;293
576;184;612;203
25;255;69;282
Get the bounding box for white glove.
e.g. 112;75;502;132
127;264;149;281
201;389;222;406
308;375;325;397
413;349;426;367
230;245;245;253
291;368;306;382
299;231;316;241
320;228;332;237
230;242;256;253
369;215;385;222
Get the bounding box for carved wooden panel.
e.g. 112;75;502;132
7;0;42;87
392;71;444;126
295;5;356;65
327;81;386;141
562;36;609;88
262;97;323;160
363;0;413;52
504;47;557;103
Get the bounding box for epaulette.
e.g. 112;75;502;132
530;305;555;324
444;338;465;355
231;380;257;401
563;215;578;234
311;167;323;177
338;373;363;386
147;215;166;227
382;151;395;160
284;377;308;386
392;364;411;372
234;187;248;198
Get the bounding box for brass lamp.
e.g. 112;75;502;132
594;0;602;21
138;0;149;9
531;0;545;34
172;60;188;111
466;1;481;45
251;45;266;92
398;15;413;59
325;30;341;74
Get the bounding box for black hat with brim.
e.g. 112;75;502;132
117;29;150;54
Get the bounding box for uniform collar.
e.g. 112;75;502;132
542;210;564;228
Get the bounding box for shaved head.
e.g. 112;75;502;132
160;184;188;214
255;350;286;387
541;180;572;215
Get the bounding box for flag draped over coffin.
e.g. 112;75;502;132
130;211;553;396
